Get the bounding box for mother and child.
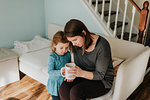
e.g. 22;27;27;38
46;19;115;100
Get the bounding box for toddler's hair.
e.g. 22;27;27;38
51;31;69;52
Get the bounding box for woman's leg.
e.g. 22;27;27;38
59;78;110;100
59;78;84;100
70;79;110;100
59;81;74;100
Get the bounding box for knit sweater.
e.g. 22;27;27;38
74;36;114;88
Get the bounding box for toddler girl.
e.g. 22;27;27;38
47;31;71;100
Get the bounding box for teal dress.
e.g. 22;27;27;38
47;51;71;96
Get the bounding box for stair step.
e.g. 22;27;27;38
99;11;116;16
117;32;137;40
110;21;128;30
92;1;110;4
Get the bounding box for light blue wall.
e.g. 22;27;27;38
0;0;104;48
45;0;104;37
0;0;45;48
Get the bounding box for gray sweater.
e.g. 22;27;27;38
74;36;114;88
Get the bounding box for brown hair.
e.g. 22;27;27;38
64;19;93;54
51;31;69;52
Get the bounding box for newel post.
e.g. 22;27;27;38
138;1;149;44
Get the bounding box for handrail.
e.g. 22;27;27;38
129;0;141;13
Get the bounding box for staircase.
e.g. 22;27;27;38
80;0;149;43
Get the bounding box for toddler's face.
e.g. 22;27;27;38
54;42;69;56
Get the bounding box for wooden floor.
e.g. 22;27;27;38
127;71;150;100
0;75;51;100
0;72;150;100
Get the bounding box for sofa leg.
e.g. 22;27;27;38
145;58;150;75
19;71;25;80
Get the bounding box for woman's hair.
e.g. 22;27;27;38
51;31;69;52
64;19;93;54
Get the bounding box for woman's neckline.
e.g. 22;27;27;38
85;35;100;53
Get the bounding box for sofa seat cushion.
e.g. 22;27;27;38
112;57;125;76
19;48;50;70
42;65;48;74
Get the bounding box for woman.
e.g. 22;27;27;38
59;19;114;100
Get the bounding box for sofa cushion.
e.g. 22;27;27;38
112;57;125;76
42;66;48;74
48;24;64;40
19;48;50;70
14;35;51;54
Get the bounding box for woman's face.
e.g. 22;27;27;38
67;36;84;47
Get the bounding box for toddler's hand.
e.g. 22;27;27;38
64;78;74;82
60;67;65;76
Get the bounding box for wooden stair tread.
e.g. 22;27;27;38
99;11;116;16
92;1;110;4
117;32;137;40
110;21;128;30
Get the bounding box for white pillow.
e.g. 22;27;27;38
48;24;64;40
14;35;51;53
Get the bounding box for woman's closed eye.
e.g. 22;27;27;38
65;47;69;50
72;39;77;42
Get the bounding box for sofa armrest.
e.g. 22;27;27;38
102;35;145;59
113;47;150;100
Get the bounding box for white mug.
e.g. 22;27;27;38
61;63;76;80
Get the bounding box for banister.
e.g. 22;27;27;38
129;0;141;13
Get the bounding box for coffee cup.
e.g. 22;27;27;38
61;63;76;80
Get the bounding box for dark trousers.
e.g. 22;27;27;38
52;95;61;100
59;77;110;100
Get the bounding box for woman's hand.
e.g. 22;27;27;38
63;67;76;82
75;66;84;77
70;66;94;80
68;66;84;77
63;65;93;81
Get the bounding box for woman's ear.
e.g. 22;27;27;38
82;30;86;35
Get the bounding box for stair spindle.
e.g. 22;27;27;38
129;6;136;41
101;0;105;20
113;0;120;36
89;0;92;6
121;0;128;40
95;0;98;13
107;0;113;28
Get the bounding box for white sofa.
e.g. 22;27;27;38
14;24;150;100
90;36;150;100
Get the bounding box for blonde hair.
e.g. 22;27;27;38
51;31;69;52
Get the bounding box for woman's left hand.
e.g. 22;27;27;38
68;66;93;80
75;66;84;77
67;66;84;77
